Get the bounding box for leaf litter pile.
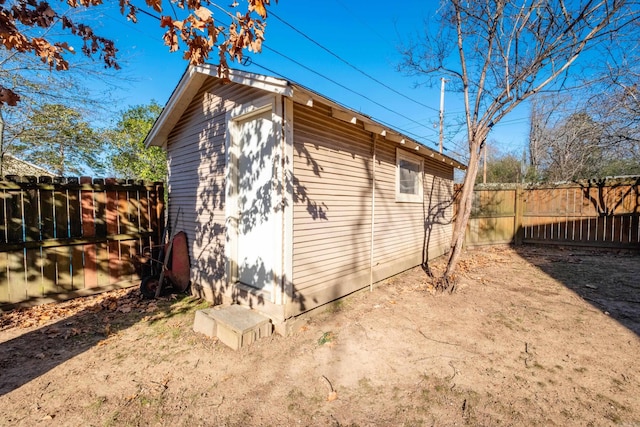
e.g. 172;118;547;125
0;288;158;334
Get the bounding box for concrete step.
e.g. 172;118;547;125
193;305;272;350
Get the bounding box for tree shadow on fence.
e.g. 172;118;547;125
468;178;640;337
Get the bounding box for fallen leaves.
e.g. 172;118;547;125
0;287;159;332
320;375;338;402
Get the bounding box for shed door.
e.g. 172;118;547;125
236;109;277;293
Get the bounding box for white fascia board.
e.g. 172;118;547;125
221;66;293;97
331;108;358;124
145;65;293;149
283;83;468;170
144;66;207;149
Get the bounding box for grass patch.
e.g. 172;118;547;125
317;331;335;346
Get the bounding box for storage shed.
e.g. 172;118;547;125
145;64;466;333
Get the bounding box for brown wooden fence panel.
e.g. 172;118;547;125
462;178;640;249
0;176;164;309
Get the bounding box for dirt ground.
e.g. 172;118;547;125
0;245;639;426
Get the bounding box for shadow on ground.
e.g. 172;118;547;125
512;244;640;337
0;289;200;397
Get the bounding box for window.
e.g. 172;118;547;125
396;148;423;203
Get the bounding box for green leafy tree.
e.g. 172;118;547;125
0;0;275;106
106;102;166;181
0;44;112;174
16;103;103;176
477;150;523;184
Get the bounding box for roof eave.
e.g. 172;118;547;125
144;65;293;149
289;84;467;171
146;65;466;170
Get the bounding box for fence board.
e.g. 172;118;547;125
8;252;25;303
42;247;57;295
96;242;110;287
7;188;23;243
81;177;97;288
94;181;107;238
40;178;55;240
0;190;7;244
54;185;69;239
56;246;72;292
0;176;164;309
106;179;120;285
71;245;84;291
68;184;82;238
26;247;42;298
23;184;39;242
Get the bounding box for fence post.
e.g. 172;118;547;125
514;185;524;245
81;176;98;288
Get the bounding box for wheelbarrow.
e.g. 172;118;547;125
140;231;191;299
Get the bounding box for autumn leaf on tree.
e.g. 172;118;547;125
0;0;277;105
249;0;268;18
0;87;20;106
145;0;163;13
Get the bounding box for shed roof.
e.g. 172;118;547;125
144;64;467;170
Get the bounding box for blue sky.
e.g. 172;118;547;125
88;1;532;161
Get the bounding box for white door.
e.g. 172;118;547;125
235;109;277;293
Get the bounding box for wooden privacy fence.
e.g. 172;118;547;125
460;177;640;249
0;176;164;308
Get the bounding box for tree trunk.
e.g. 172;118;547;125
438;137;483;292
0;107;4;176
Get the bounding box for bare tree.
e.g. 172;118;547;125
402;0;639;291
528;93;568;180
542;111;604;181
588;58;640;170
0;42;120;174
529;90;640;182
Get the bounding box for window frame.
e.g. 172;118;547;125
395;148;424;203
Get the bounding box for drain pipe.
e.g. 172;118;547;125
369;134;377;292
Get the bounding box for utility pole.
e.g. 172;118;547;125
483;143;487;184
439;77;445;154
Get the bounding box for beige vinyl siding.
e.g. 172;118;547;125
291;101;455;313
372;142;454;281
371;142;424;279
291;102;373;312
166;78;266;299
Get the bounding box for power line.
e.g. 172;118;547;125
249;59;443;150
210;3;445;142
260;45;443;149
130;2;447;150
269;11;440;114
334;0;391;47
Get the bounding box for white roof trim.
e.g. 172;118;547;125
145;65;466;170
144;66;206;149
289;83;466;170
144;65;292;149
